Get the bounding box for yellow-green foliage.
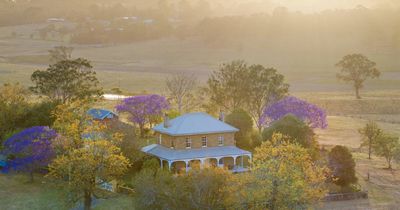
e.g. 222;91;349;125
248;133;327;209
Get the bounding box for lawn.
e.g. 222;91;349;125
0;174;134;210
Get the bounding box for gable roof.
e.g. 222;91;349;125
87;108;117;120
153;112;239;136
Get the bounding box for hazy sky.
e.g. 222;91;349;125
269;0;399;12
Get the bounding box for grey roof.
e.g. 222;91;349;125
153;112;239;136
141;144;251;161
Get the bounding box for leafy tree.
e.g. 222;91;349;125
166;72;197;114
249;133;327;209
49;100;130;210
373;133;400;169
48;140;130;210
328;145;357;188
225;109;254;150
0;83;30;143
246;65;289;132
262;115;319;159
30;58;103;103
336;54;380;99
261;96;327;129
207;60;250;112
133;166;232;210
115;94;169;137
359;121;382;159
48;46;73;63
2;126;57;182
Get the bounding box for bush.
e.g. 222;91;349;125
328;145;357;189
225;109;254;150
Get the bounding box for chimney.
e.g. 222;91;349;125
163;113;170;128
218;111;225;122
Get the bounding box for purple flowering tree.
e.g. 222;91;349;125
2;126;57;182
115;94;169;137
260;96;327;129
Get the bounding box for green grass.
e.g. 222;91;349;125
0;174;135;210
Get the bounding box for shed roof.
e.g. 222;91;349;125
87;108;117;120
142;144;251;161
153;112;238;136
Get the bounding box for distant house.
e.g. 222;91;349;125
142;112;252;173
88;108;117;121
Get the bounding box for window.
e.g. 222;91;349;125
170;140;175;149
218;136;224;146
185;137;192;149
202;136;207;147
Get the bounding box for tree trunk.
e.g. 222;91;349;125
84;190;92;210
355;86;361;99
367;138;372;159
269;180;278;210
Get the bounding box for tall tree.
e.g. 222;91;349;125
165;72;197;113
373;133;400;169
207;60;250;112
48;46;73;63
260;96;327;129
48;140;130;210
247;65;289;132
328;145;357;189
359;121;382;159
30;58;103;103
2;126;57;182
49;100;130;210
115;94;169;137
335;54;380;99
250;133;327;209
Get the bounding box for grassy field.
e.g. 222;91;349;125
0;174;134;210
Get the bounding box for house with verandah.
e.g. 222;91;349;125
141;112;252;173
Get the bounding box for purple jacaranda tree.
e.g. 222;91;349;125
2;126;57;182
260;96;328;129
115;94;169;137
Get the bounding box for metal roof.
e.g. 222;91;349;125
142;144;251;161
87;108;117;120
153;112;239;136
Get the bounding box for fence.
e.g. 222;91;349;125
323;191;368;202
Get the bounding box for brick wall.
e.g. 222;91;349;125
156;132;235;150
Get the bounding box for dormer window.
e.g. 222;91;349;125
170;140;175;149
218;136;224;146
201;136;207;147
185;137;192;149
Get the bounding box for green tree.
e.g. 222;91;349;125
48;100;130;210
247;65;289;132
248;133;327;210
328;145;357;189
359;121;382;159
30;58;103;103
262;114;319;159
207;60;250;112
336;54;380;99
373;133;400;169
48;140;130;210
225;109;254;150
